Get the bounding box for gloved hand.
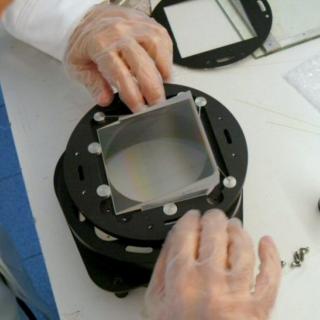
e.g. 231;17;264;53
144;210;282;320
65;3;173;112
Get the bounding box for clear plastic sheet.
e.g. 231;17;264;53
285;54;320;113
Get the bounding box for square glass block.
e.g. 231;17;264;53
97;92;219;215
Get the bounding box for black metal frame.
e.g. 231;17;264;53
54;84;248;296
152;0;273;68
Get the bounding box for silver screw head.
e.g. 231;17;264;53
195;97;207;107
163;203;178;216
93;112;106;123
96;184;111;198
88;142;102;155
223;176;237;189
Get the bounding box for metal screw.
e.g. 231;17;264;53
163;203;178;216
281;260;286;268
195;97;207;108
147;225;153;230
81;190;86;195
294;251;303;263
96;184;111;198
93;112;106;123
218;116;223;120
75;152;80;156
290;261;301;268
300;247;310;255
88;142;102;155
290;247;310;268
223;176;237;189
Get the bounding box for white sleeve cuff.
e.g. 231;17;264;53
2;0;106;61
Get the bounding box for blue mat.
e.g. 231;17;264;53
0;85;59;319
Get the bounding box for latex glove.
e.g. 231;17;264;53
65;3;173;112
144;210;282;320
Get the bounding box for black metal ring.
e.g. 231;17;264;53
61;84;248;245
152;0;272;68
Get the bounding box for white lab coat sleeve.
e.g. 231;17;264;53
2;0;106;61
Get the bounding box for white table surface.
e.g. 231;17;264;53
1;8;320;319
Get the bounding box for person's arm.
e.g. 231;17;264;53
2;0;105;61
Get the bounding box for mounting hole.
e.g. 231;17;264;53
164;218;178;226
125;246;153;254
232;153;237;158
94;227;118;241
218;116;223;121
224;129;232;144
216;57;233;64
257;0;267;12
77;165;85;181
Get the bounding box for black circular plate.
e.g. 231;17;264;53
62;84;248;245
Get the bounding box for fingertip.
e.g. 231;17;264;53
259;236;277;252
200;209;228;235
259;236;281;267
203;209;227;220
120;93;145;113
172;210;201;234
228;217;242;227
146;85;166;107
178;210;201;226
184;209;201;218
164;73;172;83
162;63;173;82
97;91;114;106
130;103;148;113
